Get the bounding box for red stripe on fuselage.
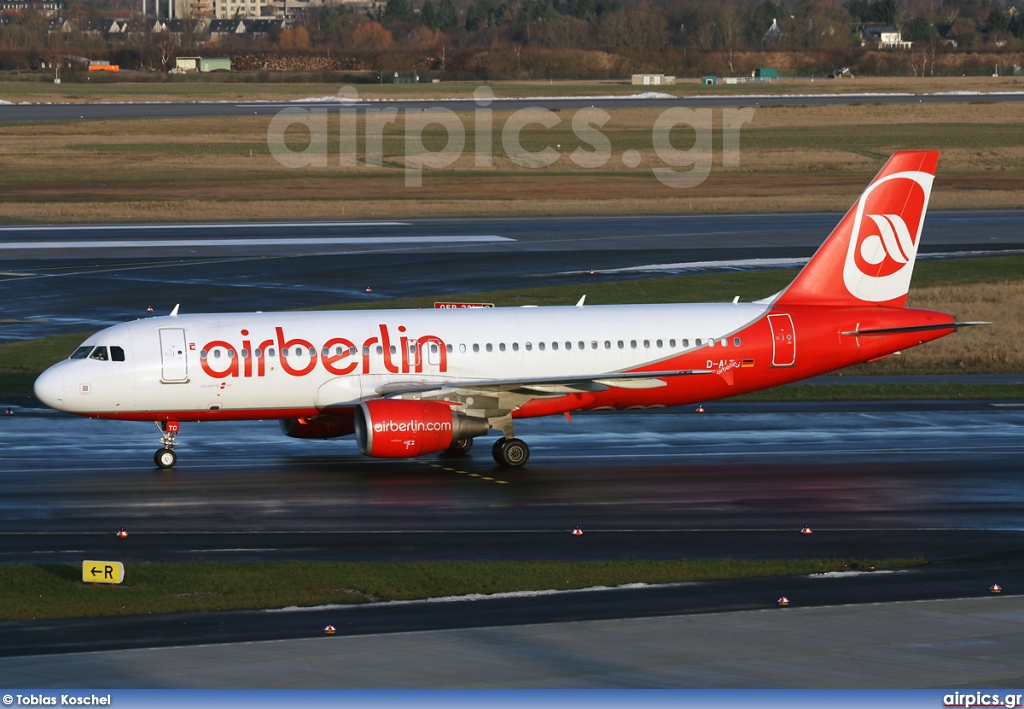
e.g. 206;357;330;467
85;407;325;423
516;305;955;417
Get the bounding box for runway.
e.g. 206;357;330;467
2;90;1024;122
1;399;1023;661
1;401;1022;558
6;596;1024;688
1;210;1021;343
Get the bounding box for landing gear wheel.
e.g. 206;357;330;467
494;437;529;468
446;438;473;455
492;437;508;464
154;448;177;469
154;421;180;469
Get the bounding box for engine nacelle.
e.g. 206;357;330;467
279;416;355;439
354;399;489;458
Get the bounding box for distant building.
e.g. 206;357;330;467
859;24;912;49
80;17;129;36
209;0;264;20
175;56;231;71
162;17;208;39
631;74;675;86
47;17;71;32
245;18;282;37
0;0;66;18
208;17;247;36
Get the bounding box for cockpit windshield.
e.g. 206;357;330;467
69;345;125;362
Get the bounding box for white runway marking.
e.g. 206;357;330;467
0;235;513;250
567;249;1024;276
0;221;409;232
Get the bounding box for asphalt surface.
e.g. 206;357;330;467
2;90;1023;122
0;400;1022;656
2;209;1022;669
2;399;1024;659
2;556;1022;660
2;400;1023;541
1;210;1021;342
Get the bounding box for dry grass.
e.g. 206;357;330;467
1;75;1022;103
0;191;1019;223
1;100;1022;222
747;101;1024;128
848;282;1024;374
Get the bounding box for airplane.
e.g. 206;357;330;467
33;150;980;469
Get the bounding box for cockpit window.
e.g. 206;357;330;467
70;346;92;360
110;346;125;362
89;347;109;361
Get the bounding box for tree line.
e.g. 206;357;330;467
1;0;1022;75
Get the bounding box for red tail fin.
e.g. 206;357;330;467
774;151;939;308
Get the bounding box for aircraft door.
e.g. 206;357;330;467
159;328;189;382
767;314;796;367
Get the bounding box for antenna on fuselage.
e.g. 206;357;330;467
576;295;586;308
170;304;180;317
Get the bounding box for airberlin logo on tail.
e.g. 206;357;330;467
861;214;914;266
843;171;933;303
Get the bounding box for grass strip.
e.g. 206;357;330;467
1;558;921;622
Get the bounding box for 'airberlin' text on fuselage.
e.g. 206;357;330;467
199;324;448;379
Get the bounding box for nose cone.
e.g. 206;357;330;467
34;366;65;411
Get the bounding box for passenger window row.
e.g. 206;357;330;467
454;337;741;353
197;337;742;360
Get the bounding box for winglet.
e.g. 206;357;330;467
170;304;180;317
576;295;586;308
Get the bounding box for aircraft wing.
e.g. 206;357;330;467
373;369;714;397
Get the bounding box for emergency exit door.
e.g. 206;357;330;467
159;328;189;382
767;314;796;368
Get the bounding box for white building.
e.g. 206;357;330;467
859;24;912;49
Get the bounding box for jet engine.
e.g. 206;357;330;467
354;399;489;458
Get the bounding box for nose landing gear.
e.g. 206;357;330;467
154;420;180;469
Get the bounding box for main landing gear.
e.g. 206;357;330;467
445;435;529;467
154;420;180;469
492;437;529;468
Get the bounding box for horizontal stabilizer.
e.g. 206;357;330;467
841;321;989;337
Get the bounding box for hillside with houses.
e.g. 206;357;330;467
0;0;1021;78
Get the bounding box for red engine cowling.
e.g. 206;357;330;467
280;415;355;439
355;399;488;458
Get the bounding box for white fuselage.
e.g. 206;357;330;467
35;303;770;419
